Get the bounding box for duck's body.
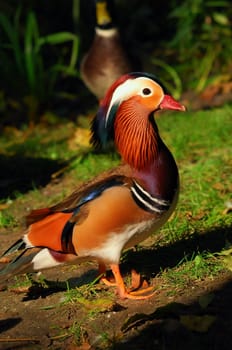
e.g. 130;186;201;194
0;72;185;299
80;0;133;100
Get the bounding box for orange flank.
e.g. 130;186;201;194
26;208;52;225
27;212;73;250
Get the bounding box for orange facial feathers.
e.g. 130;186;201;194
114;98;159;170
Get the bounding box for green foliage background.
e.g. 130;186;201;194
0;0;231;124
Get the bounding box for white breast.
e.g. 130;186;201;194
80;220;155;264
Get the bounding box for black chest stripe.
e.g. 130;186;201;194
131;181;170;214
61;221;76;254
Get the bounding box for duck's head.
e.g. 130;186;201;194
91;72;185;169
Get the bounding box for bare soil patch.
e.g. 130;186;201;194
1;176;232;350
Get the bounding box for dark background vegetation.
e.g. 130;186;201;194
0;2;232;348
0;0;232;128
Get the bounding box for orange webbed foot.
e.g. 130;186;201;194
110;264;155;300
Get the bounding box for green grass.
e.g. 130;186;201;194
0;103;232;297
0;211;16;228
156;105;232;240
71;152;120;182
0;122;76;160
0;9;80;121
159;251;224;295
149;105;232;285
0;104;231;349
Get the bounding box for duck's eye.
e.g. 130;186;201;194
142;88;152;96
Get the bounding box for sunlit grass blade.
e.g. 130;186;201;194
0;10;24;75
195;47;218;92
24;11;43;95
50;64;80;77
151;58;183;99
38;32;79;69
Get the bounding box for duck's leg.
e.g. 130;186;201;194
98;261;153;296
128;269;142;291
98;261;116;286
110;264;155;300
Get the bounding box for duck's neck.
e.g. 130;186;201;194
133;143;179;202
114;105;179;201
114;106;160;171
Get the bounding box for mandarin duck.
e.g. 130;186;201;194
80;0;133;100
0;72;185;299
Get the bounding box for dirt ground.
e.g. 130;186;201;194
1;183;232;350
0;146;232;350
1;253;232;350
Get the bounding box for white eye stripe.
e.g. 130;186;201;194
105;77;161;125
105;79;135;125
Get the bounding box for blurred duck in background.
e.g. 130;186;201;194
80;0;135;100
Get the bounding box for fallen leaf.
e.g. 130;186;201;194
212;182;225;191
121;302;188;333
180;314;216;333
67;342;91;350
0;203;10;210
192;212;206;221
185;210;206;221
222;255;232;272
76;297;123;313
185;211;193;219
217;246;232;272
121;312;150;333
130;269;141;291
0;256;11;263
9;286;31;294
198;293;215;309
68;128;91;150
0;284;7;291
222;201;232;215
218;247;232;256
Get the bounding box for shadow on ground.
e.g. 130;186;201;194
111;224;232;349
0;154;65;199
122;224;232;277
0;224;232;349
16;224;232;301
112;279;232;350
0;317;22;333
